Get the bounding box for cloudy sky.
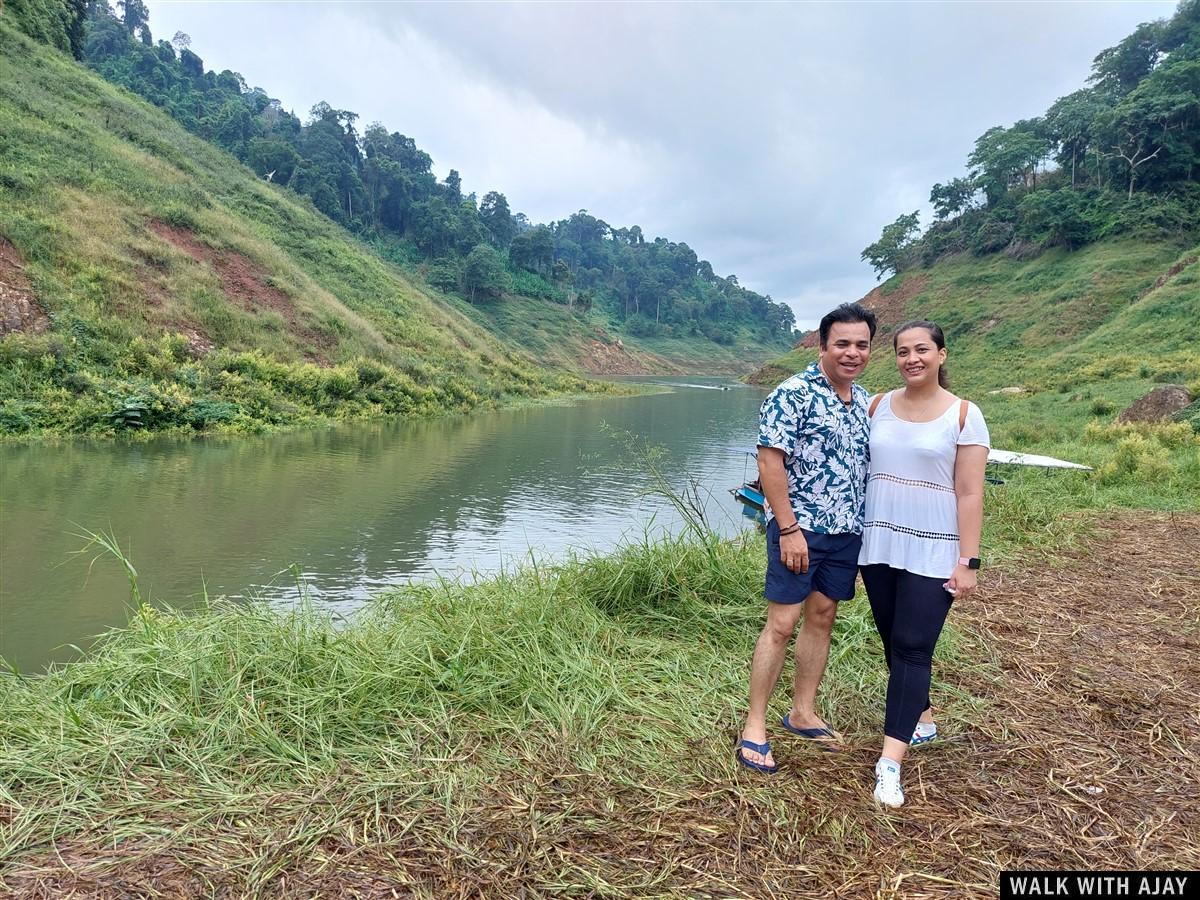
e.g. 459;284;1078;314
145;1;1175;328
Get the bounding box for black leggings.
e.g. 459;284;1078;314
860;564;954;743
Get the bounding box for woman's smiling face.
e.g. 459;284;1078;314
894;327;946;387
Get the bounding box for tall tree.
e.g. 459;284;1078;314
117;0;150;43
861;211;921;280
479;191;515;249
1089;21;1165;98
1044;89;1105;187
929;177;979;219
462;244;509;303
968;120;1051;204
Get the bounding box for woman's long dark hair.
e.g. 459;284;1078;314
893;320;949;388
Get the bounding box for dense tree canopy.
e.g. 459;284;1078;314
57;1;794;342
7;0;87;57
865;0;1199;278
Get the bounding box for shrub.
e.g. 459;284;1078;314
510;270;565;302
353;358;389;387
1090;397;1116;416
624;314;661;338
1097;433;1174;484
0;400;37;434
1017;189;1093;249
1173;399;1200;434
1085;420;1197;449
919;219;970;266
321;368;358;401
184;398;239;429
971;219;1014;255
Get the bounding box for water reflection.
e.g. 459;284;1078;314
1;378;768;670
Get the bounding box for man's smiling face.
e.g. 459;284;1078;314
819;320;872;386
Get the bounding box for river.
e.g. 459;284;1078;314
1;377;771;671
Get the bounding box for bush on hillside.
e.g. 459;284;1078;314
1097;433;1175;485
1018;190;1093;249
971;218;1015;255
7;0;85;56
424;259;461;293
1175;398;1200;434
623;313;661;338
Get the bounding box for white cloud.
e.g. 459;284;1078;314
146;0;1178;324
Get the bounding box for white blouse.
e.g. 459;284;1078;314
858;392;990;579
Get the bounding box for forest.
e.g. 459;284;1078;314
862;0;1199;279
5;0;795;344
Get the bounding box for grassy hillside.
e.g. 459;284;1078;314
0;21;622;438
752;238;1200;512
441;286;784;376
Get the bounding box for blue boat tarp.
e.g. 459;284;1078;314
731;484;766;524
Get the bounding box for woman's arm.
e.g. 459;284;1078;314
948;443;988;597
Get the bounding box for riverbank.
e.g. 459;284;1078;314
0;335;646;443
3;480;1198;894
0;528;951;896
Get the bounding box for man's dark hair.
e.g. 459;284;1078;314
818;302;877;348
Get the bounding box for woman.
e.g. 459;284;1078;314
858;321;989;807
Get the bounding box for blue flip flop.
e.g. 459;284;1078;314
780;713;843;751
736;738;779;774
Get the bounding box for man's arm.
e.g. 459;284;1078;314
758;447;809;574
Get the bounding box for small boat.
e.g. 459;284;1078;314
987;449;1092;471
730;479;766;525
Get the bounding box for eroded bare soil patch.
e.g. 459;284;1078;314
0;237;50;337
4;512;1196;898
150;222;332;364
797;275;931;350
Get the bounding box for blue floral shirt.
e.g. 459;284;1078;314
757;363;870;534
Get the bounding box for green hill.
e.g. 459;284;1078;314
751;236;1200;509
757;0;1199;503
0;20;615;437
65;1;795;373
754;237;1199;391
0;19;781;439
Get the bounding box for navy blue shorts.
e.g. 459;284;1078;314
765;519;862;604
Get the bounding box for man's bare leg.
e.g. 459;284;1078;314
788;590;839;729
740;601;805;767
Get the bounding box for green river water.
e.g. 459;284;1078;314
1;378;769;671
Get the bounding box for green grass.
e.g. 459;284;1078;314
0;22;621;438
0;529;955;883
753;238;1200;517
2;441;1133;888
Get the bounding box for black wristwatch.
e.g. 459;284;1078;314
958;556;981;570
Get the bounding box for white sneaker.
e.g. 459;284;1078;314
874;759;904;807
911;721;937;746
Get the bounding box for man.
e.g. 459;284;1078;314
737;302;876;773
